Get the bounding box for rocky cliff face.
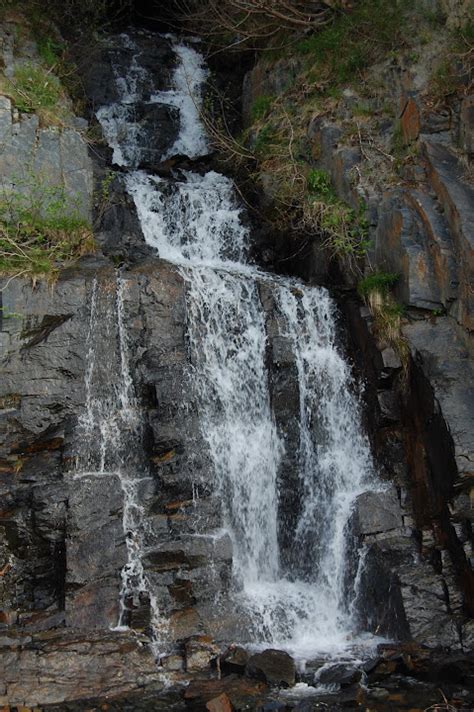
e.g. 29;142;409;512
241;0;474;655
0;4;473;711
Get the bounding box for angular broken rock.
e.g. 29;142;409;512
221;645;249;674
206;692;234;712
245;648;296;687
185;635;220;672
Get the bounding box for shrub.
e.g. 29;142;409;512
307;168;335;198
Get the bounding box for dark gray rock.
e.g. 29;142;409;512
375;188;458;312
403;318;474;482
422;138;474;331
221;645;249;674
353;487;403;536
246;649;296;687
317;663;362;687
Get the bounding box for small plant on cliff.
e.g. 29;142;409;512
357;271;399;299
10;63;62;113
37;37;64;68
304;169;370;272
251;96;274;122
307;168;335;198
358;270;409;369
0;176;94;282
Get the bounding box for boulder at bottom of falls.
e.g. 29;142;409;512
245;649;296;687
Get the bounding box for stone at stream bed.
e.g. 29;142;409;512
317;663;362;687
184;676;268;710
246;649;296;687
221;645;250;674
206;693;234;712
185;635;221;672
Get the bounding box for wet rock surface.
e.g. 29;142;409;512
1;11;473;712
246;649;296;687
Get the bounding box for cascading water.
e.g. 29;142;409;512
73;276;163;652
96;31;382;661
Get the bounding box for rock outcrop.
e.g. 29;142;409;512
0;22;93;223
241;0;474;652
1;3;473;709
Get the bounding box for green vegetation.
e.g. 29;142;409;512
296;0;409;85
358;271;399;298
37;37;64;68
430;58;460;101
0;0;133;30
358;269;408;366
253;125;277;156
428;18;474;101
0;176;94;279
305;169;370;266
250;96;274;122
353;102;372;117
307;169;334;197
10;63;62;114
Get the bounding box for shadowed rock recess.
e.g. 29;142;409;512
0;6;473;712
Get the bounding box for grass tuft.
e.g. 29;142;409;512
0;177;94;280
358;271;399;298
10;63;62;113
250;95;274;122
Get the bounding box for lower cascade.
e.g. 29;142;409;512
90;29;383;662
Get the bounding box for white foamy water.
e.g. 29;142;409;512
96;32;382;662
74;277;164;656
125;169;249;267
96;34;150;167
151;43;209;159
97;34;208;166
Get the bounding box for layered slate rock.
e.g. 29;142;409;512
345;298;473;650
422;139;474;332
403;318;474;484
0;259;232;704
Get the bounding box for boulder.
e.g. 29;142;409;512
353;487;403;536
184;676;267;710
317;663;362;687
221;645;250;675
185;635;220;672
246;649;296;688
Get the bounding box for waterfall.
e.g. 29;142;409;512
95;31;381;660
74;276;163;654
